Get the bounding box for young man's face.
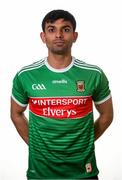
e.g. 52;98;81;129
40;19;78;55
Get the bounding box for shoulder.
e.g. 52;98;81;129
74;58;103;74
17;58;45;76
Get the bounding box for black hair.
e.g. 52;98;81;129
42;9;76;32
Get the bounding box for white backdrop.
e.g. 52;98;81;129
0;0;122;179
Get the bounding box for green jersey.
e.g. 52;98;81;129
12;57;111;179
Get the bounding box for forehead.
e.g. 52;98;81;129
45;18;73;29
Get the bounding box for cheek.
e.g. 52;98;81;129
45;36;54;43
66;37;75;44
45;39;52;45
44;38;53;48
65;34;75;41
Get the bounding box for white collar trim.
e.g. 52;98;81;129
45;57;75;73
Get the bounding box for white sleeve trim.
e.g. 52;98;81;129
11;94;28;107
94;94;111;105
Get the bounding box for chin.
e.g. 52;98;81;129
51;48;67;55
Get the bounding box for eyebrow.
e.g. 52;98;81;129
62;25;72;29
46;25;55;29
46;25;72;30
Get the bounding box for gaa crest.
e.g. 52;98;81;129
76;81;85;92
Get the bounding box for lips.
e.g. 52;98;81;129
54;41;65;46
54;41;64;43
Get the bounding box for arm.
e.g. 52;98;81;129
10;98;29;145
94;97;113;141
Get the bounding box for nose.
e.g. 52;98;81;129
55;30;63;38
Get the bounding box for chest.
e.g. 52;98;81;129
24;69;97;98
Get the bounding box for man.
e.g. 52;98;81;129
11;9;113;180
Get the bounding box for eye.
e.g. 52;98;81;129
63;28;71;32
48;28;55;32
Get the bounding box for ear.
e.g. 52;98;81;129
73;32;78;43
40;32;46;43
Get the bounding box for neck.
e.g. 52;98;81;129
47;52;72;69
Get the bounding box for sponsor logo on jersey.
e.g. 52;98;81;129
29;96;92;119
85;163;92;173
32;84;46;90
52;79;67;84
76;81;85;92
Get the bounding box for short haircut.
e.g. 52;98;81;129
42;9;76;32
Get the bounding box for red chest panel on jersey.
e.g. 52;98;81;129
29;96;93;119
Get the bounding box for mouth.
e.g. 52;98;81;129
54;40;65;43
54;41;65;46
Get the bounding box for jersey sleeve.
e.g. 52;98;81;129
93;70;111;104
12;73;28;107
